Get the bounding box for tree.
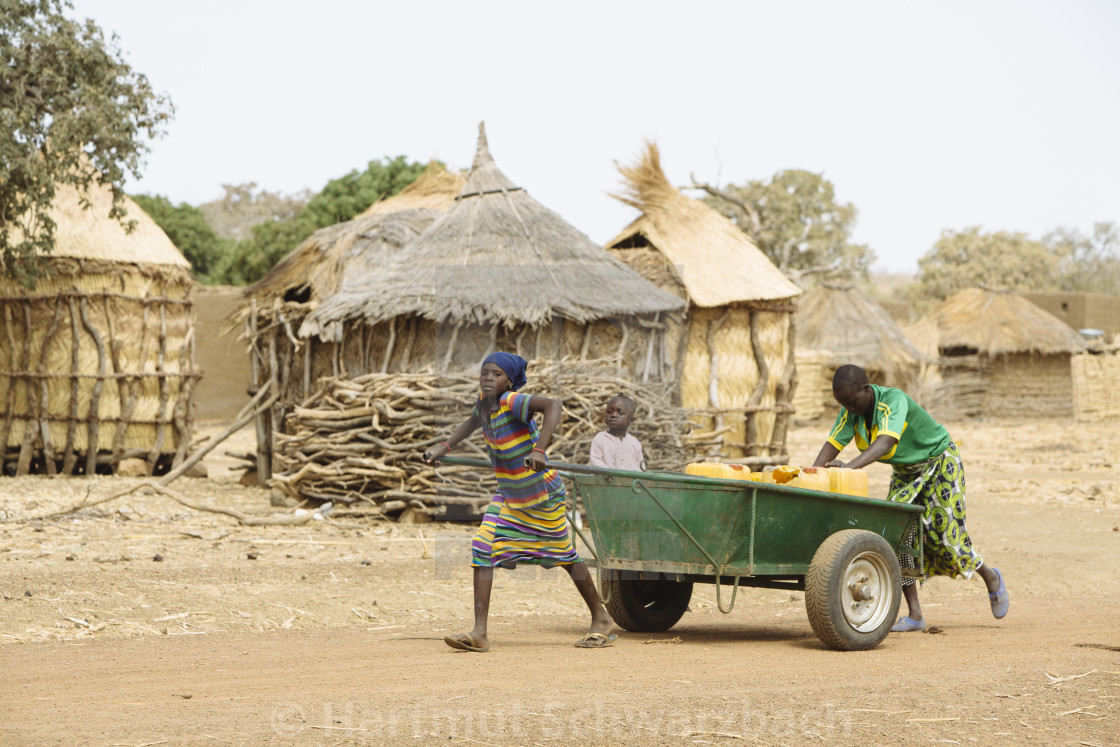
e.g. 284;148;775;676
1045;222;1120;294
694;169;875;283
300;156;428;229
131;194;229;282
0;0;173;285
208;157;428;285
908;227;1061;308
197;183;310;241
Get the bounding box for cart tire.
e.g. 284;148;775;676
805;529;901;651
602;570;693;633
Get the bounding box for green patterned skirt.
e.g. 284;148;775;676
888;442;983;586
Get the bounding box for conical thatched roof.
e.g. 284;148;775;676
909;287;1086;356
25;182;189;268
605;143;801;308
243;163;465;312
796;282;922;378
303;122;684;329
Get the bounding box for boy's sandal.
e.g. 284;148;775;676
574;632;617;648
890;616;927;633
444;633;489;653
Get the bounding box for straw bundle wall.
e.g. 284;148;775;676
680;307;792;461
1072;354;1120;422
791;350;833;422
0;260;196;475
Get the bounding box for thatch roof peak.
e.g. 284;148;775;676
301;125;684;331
910;286;1086;356
457;121;522;199
605;142;801;308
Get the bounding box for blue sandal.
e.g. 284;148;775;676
989;567;1009;619
891;616;927;632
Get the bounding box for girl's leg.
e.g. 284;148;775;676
563;561;613;636
467;566;493;647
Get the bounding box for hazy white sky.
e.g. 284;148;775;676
69;0;1120;274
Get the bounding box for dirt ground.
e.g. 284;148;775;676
1;417;1119;746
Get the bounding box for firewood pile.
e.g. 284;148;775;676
268;359;700;511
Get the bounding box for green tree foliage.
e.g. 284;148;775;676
697;170;875;283
0;0;173;285
1045;222;1120;294
131;194;229;281
909;227;1062;309
208;156;427;285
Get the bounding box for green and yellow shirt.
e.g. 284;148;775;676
827;384;952;466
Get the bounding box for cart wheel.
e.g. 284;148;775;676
805;529;901;651
602;570;693;633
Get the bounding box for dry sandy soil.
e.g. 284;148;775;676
1;417;1119;746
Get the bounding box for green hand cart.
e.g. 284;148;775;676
438;456;923;651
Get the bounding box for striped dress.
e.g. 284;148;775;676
471;391;580;568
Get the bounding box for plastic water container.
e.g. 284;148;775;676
791;467;831;492
685;462;752;480
826;467;869;497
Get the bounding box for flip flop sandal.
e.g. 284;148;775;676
444;633;489;652
890;616;927;633
989;567;1010;619
574;632;618;648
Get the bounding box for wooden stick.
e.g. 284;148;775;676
78;298;107;475
37;299;64;474
60;298;82;475
15;303;36;475
0;303;18;472
744;309;770;458
147;302;170;473
381;318;396;373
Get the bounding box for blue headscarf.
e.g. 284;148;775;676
483;352;528;392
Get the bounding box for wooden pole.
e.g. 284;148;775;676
114;303;150;467
60;298;82;475
146;301;170;474
380;319;396;373
0;303;20;474
77;298;108;475
769;313;798;462
248;300;271;480
441;323;461;372
36;299;64;474
15;304;36;475
744;308;771;458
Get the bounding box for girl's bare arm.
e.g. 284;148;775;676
423;414;482;463
525;395;562;470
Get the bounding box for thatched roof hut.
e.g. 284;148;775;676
0;183;196;476
605;143;802;464
236;163;466;478
242;162;465;330
248;124;686;501
905;287;1086;419
793;282;923;421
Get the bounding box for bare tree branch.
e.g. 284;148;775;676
689;174;761;237
779;222;813;268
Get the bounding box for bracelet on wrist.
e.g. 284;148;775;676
441;441;452;452
530;448;547;457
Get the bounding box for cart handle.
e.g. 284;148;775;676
631;479;741;614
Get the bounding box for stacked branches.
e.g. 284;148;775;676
269;359;700;509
